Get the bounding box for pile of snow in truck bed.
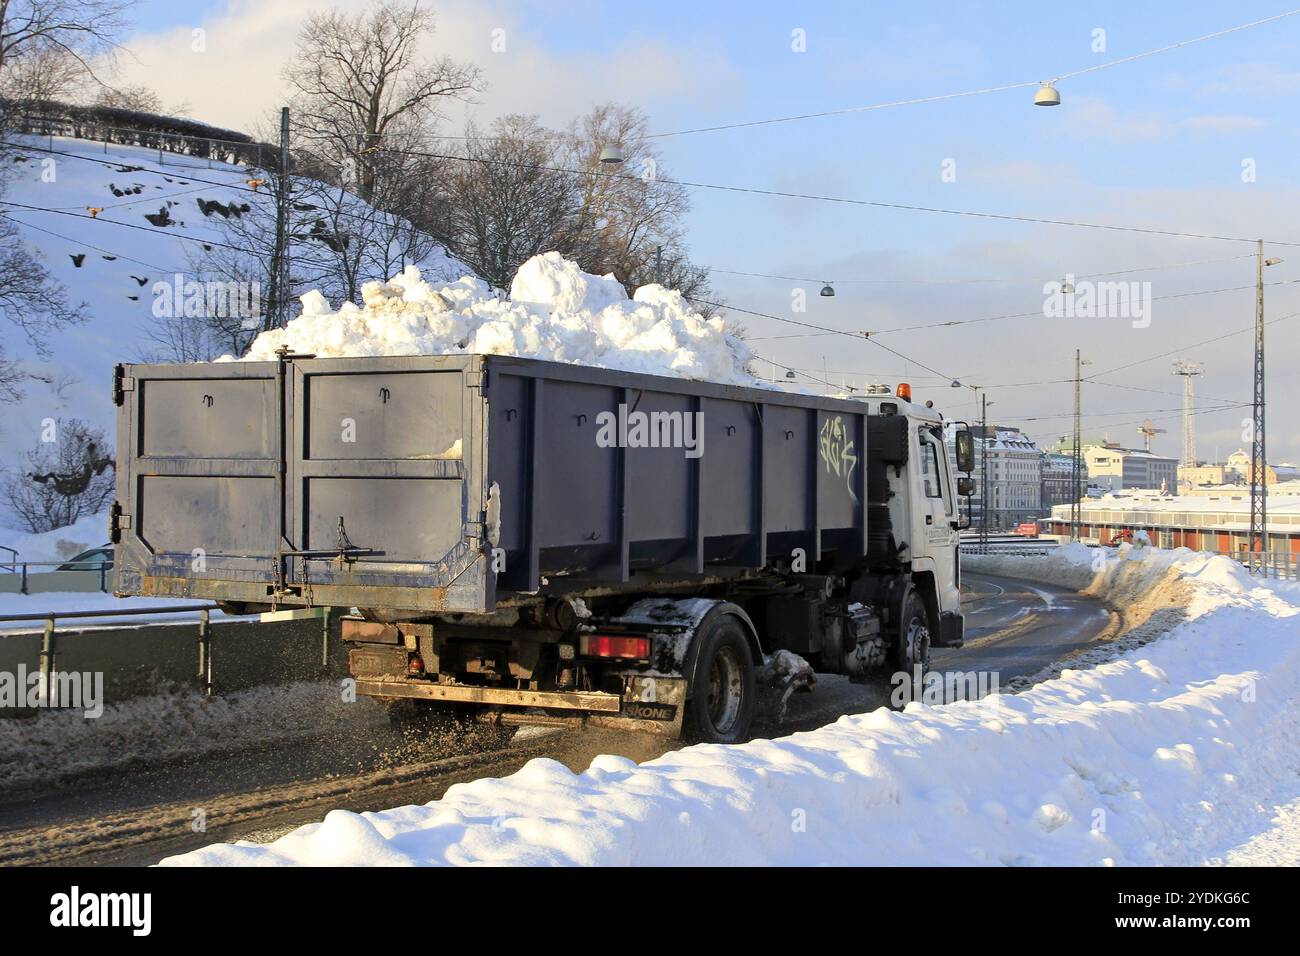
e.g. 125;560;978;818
235;252;757;386
163;547;1300;866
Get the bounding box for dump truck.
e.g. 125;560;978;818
111;353;975;742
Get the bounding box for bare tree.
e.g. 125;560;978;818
283;0;481;202
0;0;135;87
91;81;159;112
0;41;80;101
0;197;88;400
3;417;114;532
435;115;577;290
558;104;719;301
290;147;448;304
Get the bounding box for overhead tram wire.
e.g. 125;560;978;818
645;9;1300;138
746;278;1300;343
10;142;422;241
989;402;1250;426
389;147;1300;248
24;139;1300;251
1087;309;1300;379
690;297;969;390
711;253;1256;287
0;212;181;273
0;200;250;254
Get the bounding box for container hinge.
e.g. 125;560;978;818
465;369;485;390
109;501;132;543
113;364;134;406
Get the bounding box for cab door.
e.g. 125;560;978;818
916;426;960;615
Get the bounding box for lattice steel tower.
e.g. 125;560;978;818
1172;361;1203;469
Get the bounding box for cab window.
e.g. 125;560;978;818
920;434;943;498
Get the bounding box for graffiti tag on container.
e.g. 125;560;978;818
819;416;859;502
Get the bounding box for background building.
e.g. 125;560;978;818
1043;483;1300;559
967;427;1043;530
1041;452;1080;511
1083;442;1178;492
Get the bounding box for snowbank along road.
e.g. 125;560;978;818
153;545;1300;867
0;571;1112;865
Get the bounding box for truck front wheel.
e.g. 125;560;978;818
685;615;756;744
895;589;932;677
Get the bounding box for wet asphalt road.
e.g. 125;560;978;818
0;572;1115;865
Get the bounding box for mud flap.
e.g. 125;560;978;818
934;610;965;648
588;676;687;737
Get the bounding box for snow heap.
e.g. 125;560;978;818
162;545;1300;866
1;511;111;564
234;253;757;386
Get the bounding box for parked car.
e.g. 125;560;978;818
56;544;114;571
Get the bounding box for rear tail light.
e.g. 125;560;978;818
580;634;652;660
407;653;425;674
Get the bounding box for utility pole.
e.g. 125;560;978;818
1070;349;1084;542
980;391;990;549
1250;240;1269;572
267;106;291;333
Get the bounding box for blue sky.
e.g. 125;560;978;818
113;0;1300;460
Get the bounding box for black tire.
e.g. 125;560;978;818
685;614;757;744
893;589;933;688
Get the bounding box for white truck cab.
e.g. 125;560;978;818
853;384;972;648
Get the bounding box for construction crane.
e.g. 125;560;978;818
1136;418;1167;452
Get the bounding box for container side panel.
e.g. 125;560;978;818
536;381;618;549
138;475;276;554
140;378;274;459
626;390;693;542
815;409;862;531
700;398;756;537
304;477;463;562
305;370;462;460
486;372;529;556
763;405;812;533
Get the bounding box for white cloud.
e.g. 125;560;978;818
1060;95;1268;142
110;0;742;135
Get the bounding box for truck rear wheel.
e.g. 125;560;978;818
685;615;756;744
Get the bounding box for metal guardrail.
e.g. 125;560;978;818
961;541;1298;580
960;545;1058;556
0;560;112;594
1237;552;1300;580
0;603;222;699
0;603;332;700
16;113;270;171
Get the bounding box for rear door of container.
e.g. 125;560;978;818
115;355;488;611
113;360;282;593
288;355;486;608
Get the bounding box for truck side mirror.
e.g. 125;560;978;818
957;476;975;497
955;430;975;474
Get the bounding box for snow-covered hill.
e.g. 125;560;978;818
0;133;465;530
